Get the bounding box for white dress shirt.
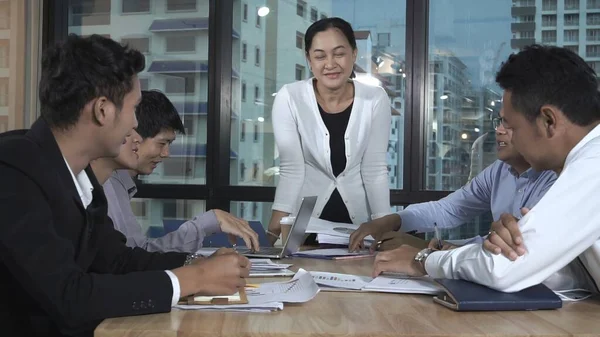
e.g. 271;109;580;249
64;160;180;306
272;78;392;224
425;124;600;293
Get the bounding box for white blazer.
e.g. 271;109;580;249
272;78;392;225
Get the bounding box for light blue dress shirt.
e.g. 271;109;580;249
399;160;557;234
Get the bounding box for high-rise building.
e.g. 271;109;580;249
511;0;600;73
332;0;408;191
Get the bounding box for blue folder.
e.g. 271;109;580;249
433;279;562;311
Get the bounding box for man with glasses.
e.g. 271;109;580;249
349;114;557;251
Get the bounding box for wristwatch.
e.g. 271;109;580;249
414;248;434;271
184;253;201;266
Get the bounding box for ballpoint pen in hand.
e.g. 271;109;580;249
433;222;443;250
374;237;395;251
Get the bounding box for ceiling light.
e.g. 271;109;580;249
257;6;270;17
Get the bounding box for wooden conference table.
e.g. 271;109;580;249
95;256;600;337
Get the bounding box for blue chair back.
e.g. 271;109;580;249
155;219;270;247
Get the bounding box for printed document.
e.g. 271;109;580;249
309;271;442;295
174;268;319;312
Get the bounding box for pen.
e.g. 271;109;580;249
245;284;260;288
433;222;443;250
374;237;395;251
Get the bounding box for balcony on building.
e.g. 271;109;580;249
511;38;536;49
511;22;536;32
511;6;536;16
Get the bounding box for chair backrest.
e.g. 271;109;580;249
201;221;271;247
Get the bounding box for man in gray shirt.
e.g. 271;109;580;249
349;115;557;252
93;90;260;253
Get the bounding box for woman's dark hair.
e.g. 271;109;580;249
304;17;357;78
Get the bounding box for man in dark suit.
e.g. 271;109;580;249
0;34;250;337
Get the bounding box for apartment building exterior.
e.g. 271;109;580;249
511;0;600;72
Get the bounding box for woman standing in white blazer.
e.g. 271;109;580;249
266;17;392;245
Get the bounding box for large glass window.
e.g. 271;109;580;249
230;201;273;230
54;0;600;241
68;0;209;186
230;0;406;190
427;0;600;239
133;198;206;238
426;0;509;238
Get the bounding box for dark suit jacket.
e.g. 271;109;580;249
0;118;187;337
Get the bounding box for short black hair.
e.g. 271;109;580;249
305;17;357;78
39;34;145;130
135;90;185;139
496;44;600;126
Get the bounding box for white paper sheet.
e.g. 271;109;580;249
310;271;373;290
249;269;296;277
293;248;371;257
305;271;443;295
362;275;443;295
195;247;219;256
248;258;293;269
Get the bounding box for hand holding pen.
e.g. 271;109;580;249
429;223;458;251
433;222;443;250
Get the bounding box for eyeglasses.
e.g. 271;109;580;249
491;117;504;130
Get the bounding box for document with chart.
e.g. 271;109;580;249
310;271;373;290
174;269;320;312
248;259;295;277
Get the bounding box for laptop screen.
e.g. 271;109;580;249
282;196;318;256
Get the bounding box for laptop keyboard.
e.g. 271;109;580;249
238;247;282;255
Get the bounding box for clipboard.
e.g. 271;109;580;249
178;287;249;305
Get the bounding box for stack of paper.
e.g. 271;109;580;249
309;271;442;295
292;248;374;260
249;259;295;277
174;268;320;312
305;218;375;246
193;249;295;276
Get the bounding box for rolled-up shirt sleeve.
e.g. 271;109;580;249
399;163;496;233
424;157;600;292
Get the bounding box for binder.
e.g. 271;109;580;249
433;279;562;311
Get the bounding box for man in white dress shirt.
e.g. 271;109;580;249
373;44;600;293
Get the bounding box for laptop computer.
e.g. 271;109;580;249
236;196;318;259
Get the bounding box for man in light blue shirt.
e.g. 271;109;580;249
349;117;557;251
